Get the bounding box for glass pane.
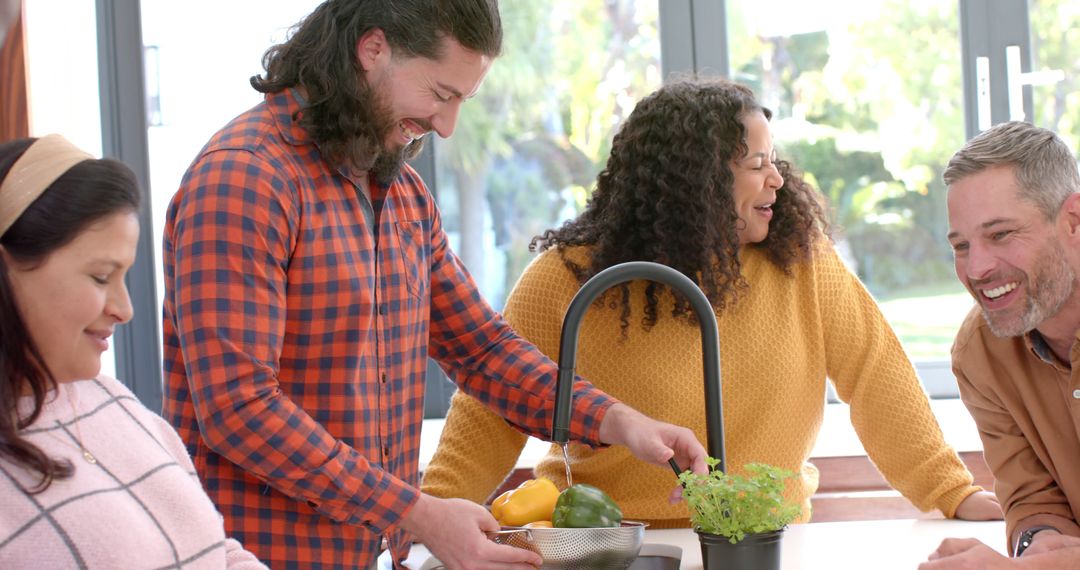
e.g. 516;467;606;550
727;0;966;361
1029;0;1079;148
435;0;661;309
140;1;323;344
23;0;112;375
23;0;101;154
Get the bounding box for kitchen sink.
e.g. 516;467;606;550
629;543;681;570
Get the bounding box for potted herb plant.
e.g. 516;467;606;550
678;458;801;570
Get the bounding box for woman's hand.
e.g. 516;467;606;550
953;490;1002;521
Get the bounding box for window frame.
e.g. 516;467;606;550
99;0;1034;412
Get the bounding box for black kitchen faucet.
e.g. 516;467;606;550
550;261;726;474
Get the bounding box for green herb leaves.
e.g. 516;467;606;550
678;459;802;544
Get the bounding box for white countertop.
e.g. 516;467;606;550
380;518;1006;569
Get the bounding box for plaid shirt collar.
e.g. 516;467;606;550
269;87;392;194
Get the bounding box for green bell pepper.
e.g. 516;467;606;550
552;483;623;528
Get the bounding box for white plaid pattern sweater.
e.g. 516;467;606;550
1;375;266;569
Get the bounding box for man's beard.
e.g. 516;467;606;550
312;74;427;186
981;238;1077;338
355;76;427;187
371;135;426;187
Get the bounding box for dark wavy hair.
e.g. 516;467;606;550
0;138;140;493
250;0;502;173
532;78;829;331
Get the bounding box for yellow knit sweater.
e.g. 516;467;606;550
421;244;979;526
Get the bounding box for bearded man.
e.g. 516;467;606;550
160;1;707;568
922;120;1080;568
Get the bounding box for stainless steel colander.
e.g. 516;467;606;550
485;521;647;569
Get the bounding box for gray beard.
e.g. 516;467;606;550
983;240;1077;338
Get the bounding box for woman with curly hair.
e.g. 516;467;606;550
421;78;1002;527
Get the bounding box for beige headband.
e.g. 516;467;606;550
0;134;94;236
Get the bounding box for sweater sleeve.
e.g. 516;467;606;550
818;246;980;516
421;390;529;503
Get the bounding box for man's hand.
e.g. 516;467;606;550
597;403;708;485
920;538;1014;569
953;491;1003;520
400;494;542;569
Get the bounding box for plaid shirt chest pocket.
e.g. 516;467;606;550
394;220;430;300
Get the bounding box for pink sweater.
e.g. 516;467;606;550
1;376;266;569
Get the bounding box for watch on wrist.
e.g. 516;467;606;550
1014;525;1058;556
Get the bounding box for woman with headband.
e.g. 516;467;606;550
0;136;265;568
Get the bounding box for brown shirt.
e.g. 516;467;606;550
953;305;1080;547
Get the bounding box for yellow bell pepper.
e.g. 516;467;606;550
490;478;560;526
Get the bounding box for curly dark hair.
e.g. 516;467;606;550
250;0;501;178
532;78;829;331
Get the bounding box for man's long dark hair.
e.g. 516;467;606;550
0;138;140;493
532;78;830;332
251;0;502;173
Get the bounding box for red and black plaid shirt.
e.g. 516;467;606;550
161;89;614;569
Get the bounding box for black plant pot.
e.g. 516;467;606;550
697;528;784;570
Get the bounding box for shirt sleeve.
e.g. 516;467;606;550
818;246;979;516
168;148;416;534
424;201;616;446
952;358;1080;544
145;396;270;570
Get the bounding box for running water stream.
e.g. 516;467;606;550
560;442;573;487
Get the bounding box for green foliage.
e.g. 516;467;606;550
439;0;662;305
1030;0;1080;150
678;460;801;544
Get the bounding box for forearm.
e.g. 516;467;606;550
824;258;975;513
427;225;614;445
837;341;976;513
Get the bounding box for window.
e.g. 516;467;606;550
435;0;661;310
22;0;110;375
430;0;663;414
727;0;968;373
140;0;323;331
90;0;1048;411
1029;1;1077;143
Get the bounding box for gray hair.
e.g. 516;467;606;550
943;121;1080;219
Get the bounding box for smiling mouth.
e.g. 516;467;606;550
399;121;424;142
981;281;1018;300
